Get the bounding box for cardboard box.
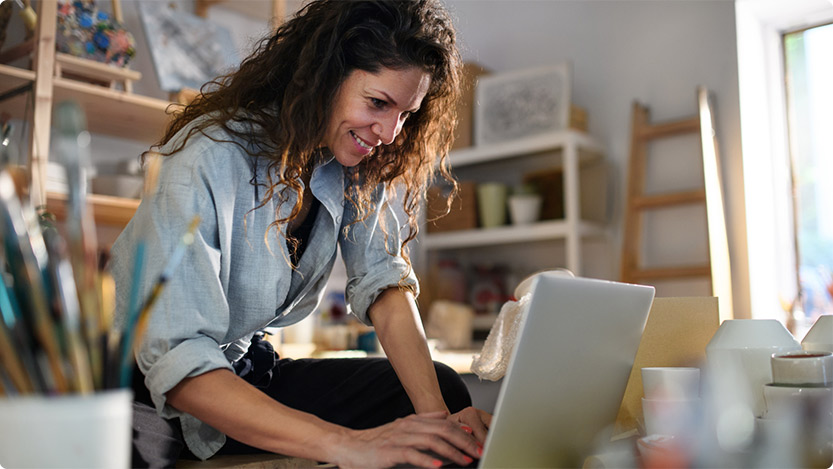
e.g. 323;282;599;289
452;63;490;150
613;297;720;436
426;181;477;232
569;105;588;132
522;157;609;223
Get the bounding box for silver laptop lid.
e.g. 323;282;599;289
479;275;655;468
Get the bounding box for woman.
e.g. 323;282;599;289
109;0;490;467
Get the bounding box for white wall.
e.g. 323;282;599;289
46;0;750;317
445;0;750;317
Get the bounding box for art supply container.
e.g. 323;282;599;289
0;389;132;468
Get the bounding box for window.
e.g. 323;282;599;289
783;22;833;330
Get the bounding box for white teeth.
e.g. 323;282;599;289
351;131;372;150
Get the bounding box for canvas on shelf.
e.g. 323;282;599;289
474;63;572;146
137;3;239;93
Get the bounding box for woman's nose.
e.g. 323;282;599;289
372;114;403;145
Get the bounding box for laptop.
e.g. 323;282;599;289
478;274;655;468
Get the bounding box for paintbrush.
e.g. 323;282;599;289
41;227;94;394
54;101;103;388
0;280;35;394
0;249;41;393
0;170;68;393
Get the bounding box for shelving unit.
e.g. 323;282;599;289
0;64;36;121
51;74;170;143
0;1;172;228
423;218;605;250
423;128;607;275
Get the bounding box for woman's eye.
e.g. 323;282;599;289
370;98;386;108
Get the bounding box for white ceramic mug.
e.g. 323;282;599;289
642;397;702;436
642;367;701;400
762;383;833;420
770;350;833;386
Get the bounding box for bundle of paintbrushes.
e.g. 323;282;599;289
0;101;198;396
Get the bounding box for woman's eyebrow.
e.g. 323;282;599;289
371;89;421;113
370;89;398;107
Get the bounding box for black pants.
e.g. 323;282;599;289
130;357;473;468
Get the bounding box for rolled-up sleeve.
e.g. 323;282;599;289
339;185;419;325
111;165;235;417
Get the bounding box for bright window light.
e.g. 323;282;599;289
783;22;833;334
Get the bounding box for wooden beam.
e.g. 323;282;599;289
639;116;700;140
629;265;712;281
632;189;706;209
47;192;140;227
110;0;124;23
29;0;58;208
271;0;286;30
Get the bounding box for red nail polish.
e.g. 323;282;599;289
463;456;474;464
432;459;443;467
477;446;483;456
461;425;473;434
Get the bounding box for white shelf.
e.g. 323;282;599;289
423;219;605;250
419;128;608;276
450;129;603;168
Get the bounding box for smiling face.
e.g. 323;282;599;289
322;66;431;167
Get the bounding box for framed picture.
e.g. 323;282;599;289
474;64;571;145
137;2;239;93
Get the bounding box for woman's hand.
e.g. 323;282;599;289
334;411;481;469
448;406;492;444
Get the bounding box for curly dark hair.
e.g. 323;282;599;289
148;0;461;274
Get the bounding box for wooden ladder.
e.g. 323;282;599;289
620;99;711;285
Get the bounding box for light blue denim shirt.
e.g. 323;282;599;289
109;121;418;459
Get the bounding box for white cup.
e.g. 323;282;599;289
508;194;542;225
770;350;833;386
642;367;700;400
642;397;702;436
0;389;133;468
758;386;833;468
762;384;833;421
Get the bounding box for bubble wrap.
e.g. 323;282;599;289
470;293;531;381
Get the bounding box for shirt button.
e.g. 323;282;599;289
336;215;342;223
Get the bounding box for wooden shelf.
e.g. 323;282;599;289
0;64;36;121
46;191;140;227
54;52;142;84
423;219;605;250
0;57;171;144
450;129;604;168
53;77;172;143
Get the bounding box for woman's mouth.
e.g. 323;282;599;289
350;131;373;151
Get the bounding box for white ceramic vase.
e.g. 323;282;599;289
705;319;801;417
